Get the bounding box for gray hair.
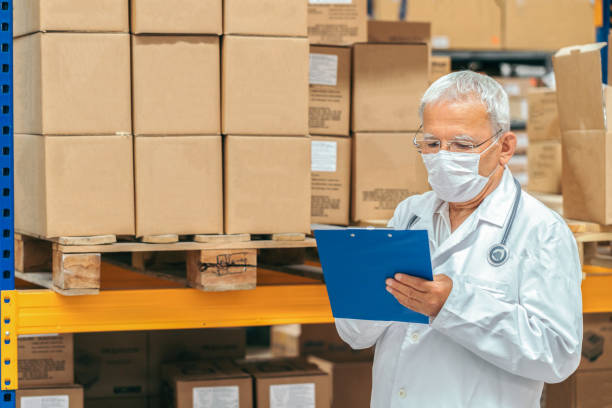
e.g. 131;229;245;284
418;71;510;133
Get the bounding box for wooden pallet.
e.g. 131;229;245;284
15;232;315;296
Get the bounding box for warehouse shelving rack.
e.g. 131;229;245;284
2;2;612;406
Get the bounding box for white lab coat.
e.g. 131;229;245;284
335;168;583;408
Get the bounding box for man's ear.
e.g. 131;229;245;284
498;132;516;166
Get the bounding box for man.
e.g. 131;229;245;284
335;71;582;407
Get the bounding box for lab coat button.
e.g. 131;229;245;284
399;388;406;399
411;332;420;342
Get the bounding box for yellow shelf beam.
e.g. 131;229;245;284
14;285;334;335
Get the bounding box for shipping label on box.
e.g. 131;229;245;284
18;334;74;388
308;0;367;46
131;0;221;34
311;137;350;226
16;385;84;408
309;46;351;136
224;0;307;36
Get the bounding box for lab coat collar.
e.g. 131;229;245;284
474;167;517;229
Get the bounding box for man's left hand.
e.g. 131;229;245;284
386;274;453;318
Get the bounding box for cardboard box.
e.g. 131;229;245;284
162;361;252;408
224;0;307;36
224;136;311;234
309;46;351;136
430;55;451;83
308;0;367;46
134;136;223;236
352;43;428;132
527;89;561;142
311;137;351;226
578;313;612;371
238;359;331;408
528;141;562;194
352;133;429;223
367;20;430;44
503;0;594;51
406;0;502;50
272;324;370;357
18;334;74;388
15;134;135;237
14;33;131;136
308;353;373;408
148;328;247;396
14;0;128;37
131;0;221;34
86;397;148;408
17;385;84;408
372;0;403;20
132;35;220;136
222;36;309;136
508;154;526;174
74;332;147;399
552;43;612;225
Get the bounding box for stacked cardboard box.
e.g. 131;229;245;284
527;89;562;194
222;2;311;235
131;1;223;238
14;1;134;238
351;21;430;224
553;43;612;225
17;333;84;408
546;313;612;407
308;0;368;46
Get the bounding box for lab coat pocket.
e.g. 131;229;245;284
464;275;513;302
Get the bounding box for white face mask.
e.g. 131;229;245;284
421;139;499;203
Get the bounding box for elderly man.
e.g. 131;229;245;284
335;71;582;407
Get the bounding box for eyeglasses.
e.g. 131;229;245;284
413;126;504;154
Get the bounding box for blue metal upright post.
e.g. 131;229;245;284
0;0;14;405
597;0;611;83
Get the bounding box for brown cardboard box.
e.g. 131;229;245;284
308;353;373;408
15;134;135;237
508;154;527;174
430;55;451;84
553;43;612;225
131;0;221;34
132;36;220;136
352;43;428;132
134;136;223;236
579;313;612;371
74;332;147;398
495;77;534;124
162;360;252;408
148;328;247;397
224;136;311;234
406;0;502;50
528;141;562;194
528;89;561;142
86;397;148;408
367;20;430;44
311;137;351;226
18;334;74;388
238;359;331;408
352;133;429;223
308;0;367;46
222;36;309;136
14;33;131;136
372;0;403;20
309;46;351;136
14;0;128;37
504;0;594;51
271;324;370;357
17;385;84;408
224;0;307;36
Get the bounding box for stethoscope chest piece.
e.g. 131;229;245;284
488;243;509;266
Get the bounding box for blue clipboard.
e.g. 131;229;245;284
314;228;433;324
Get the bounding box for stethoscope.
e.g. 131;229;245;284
406;177;522;267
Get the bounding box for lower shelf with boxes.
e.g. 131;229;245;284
16;323;374;408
